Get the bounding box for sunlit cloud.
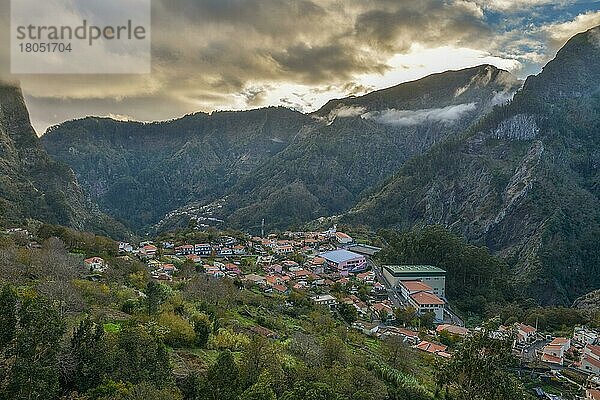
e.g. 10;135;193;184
0;0;597;133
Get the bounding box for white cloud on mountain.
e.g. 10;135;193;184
362;103;478;126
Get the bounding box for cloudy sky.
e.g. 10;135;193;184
2;0;600;133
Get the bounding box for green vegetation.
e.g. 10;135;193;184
0;83;129;239
347;27;600;306
0;233;446;400
377;225;514;318
0;223;589;399
436;320;532;400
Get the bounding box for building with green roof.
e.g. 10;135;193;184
382;265;446;299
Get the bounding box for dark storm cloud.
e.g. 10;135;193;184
354;0;490;52
271;43;388;82
2;0;598;133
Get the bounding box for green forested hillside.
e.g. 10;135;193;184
346;26;600;305
42;108;314;230
42;65;519;233
0;84;128;238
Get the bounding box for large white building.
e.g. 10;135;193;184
382;265;446;299
320;249;366;275
408;291;445;321
312;294;338;309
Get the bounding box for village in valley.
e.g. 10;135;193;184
76;224;600;400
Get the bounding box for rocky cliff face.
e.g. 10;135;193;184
0;83;127;238
346;26;600;305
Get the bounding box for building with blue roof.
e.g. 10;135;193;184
319;249;366;275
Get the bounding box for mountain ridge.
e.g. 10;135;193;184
0;82;129;238
41;63;520;233
344;26;600;305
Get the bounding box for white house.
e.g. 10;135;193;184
335;232;353;244
140;244;158;258
541;337;571;366
84;257;106;273
194;243;212;256
581;344;600;376
311;294;338;309
516;323;537;344
119;242;133;253
574;326;599;346
175;245;195;255
408;291;445;321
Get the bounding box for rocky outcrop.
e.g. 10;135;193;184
0;82;128;238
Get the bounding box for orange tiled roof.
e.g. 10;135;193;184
541;353;562;364
401;280;433;292
410;291;444;305
416;340;447;354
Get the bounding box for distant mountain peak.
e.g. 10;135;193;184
518;24;600;103
313;64;521;120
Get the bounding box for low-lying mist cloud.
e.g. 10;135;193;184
362;103;478;126
323;105;366;125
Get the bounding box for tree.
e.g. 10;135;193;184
382;335;412;372
0;285;17;348
110;325;172;388
69;318;105;392
86;380;183;400
203;350;240;400
321;336;348;368
338;303;358;323
3;296;65;400
239;372;276;400
158;312;196;347
419;312;435;330
281;381;342;400
145;281;172;315
394;306;417;327
191;312;212;348
239;335;281;386
436;320;530;400
288;331;321;366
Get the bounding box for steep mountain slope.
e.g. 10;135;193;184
43;65;519;233
346;26;600;305
42;108;314;229
0;83;127;237
168;65;520;232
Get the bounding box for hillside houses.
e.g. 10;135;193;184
84;257;107;273
335;231;353;244
575;326;599;346
516;323;537;345
580;344;600;376
541;337;571;366
127;230;466;361
312;294;337;309
140;244;158;259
